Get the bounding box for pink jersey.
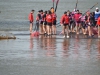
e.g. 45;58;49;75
80;16;85;22
74;13;81;22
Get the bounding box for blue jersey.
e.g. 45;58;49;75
95;11;100;20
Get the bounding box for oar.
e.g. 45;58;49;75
82;2;98;16
56;24;61;27
75;0;78;10
52;0;55;9
55;0;59;12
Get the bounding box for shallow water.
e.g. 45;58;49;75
0;0;100;75
0;32;100;75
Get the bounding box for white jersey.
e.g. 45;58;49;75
95;11;100;20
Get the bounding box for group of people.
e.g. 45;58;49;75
28;7;100;38
28;7;57;36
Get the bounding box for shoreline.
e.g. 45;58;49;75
0;31;99;40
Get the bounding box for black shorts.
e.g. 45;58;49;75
91;23;95;27
40;21;43;24
75;21;81;24
29;21;33;23
43;21;47;25
52;20;56;25
81;21;86;29
63;23;69;26
47;22;52;26
95;21;97;26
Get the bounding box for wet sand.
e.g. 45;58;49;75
0;31;100;75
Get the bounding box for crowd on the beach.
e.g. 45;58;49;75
28;7;100;38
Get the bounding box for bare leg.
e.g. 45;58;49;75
50;26;52;35
39;25;43;34
76;24;79;34
66;25;69;38
30;23;33;33
52;25;56;34
63;25;66;37
78;23;81;34
54;25;57;34
98;26;100;38
47;25;50;35
88;26;92;37
43;24;46;34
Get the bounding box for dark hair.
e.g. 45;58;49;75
67;10;70;12
76;10;79;12
44;11;47;14
64;11;67;14
51;7;54;9
38;10;41;12
41;10;43;12
32;10;35;12
48;10;51;14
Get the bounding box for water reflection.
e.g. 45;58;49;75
62;38;69;57
29;35;100;59
74;35;80;55
30;35;34;50
40;35;56;57
87;39;92;51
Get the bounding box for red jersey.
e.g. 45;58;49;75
60;14;70;24
97;17;100;25
46;14;52;23
28;12;34;22
52;13;57;21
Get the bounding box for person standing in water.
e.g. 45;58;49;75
35;10;41;31
85;12;92;37
74;10;81;34
95;7;100;26
43;11;47;34
51;7;57;35
39;10;44;34
28;10;35;34
60;11;70;38
46;10;52;36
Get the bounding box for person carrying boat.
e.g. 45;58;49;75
60;11;70;38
